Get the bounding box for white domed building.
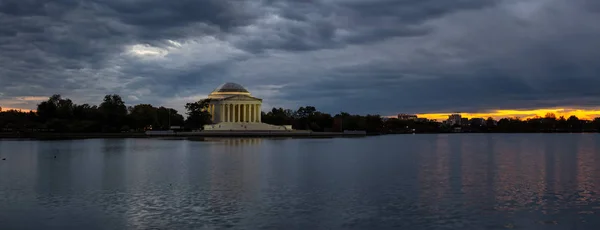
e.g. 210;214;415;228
202;82;291;131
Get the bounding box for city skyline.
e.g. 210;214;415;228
417;108;600;121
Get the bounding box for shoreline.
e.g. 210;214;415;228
1;131;598;140
0;131;369;140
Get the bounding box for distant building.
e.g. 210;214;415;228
447;113;462;126
461;118;469;126
470;118;485;126
484;118;498;126
398;114;418;121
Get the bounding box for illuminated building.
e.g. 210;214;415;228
202;82;291;131
398;114;418;121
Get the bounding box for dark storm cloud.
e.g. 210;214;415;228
279;72;600;115
98;0;254;29
0;0;257;63
267;0;600;115
1;0;600;115
232;0;499;52
1;0;489;101
333;0;498;44
0;0;260;105
278;53;600;115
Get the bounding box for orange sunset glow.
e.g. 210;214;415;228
416;108;600;121
0;108;36;112
0;96;46;112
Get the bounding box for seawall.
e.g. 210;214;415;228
0;130;367;139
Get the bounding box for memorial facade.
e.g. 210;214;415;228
203;82;291;131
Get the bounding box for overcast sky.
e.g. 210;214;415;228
1;0;600;115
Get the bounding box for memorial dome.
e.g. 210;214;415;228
213;82;248;93
209;82;251;97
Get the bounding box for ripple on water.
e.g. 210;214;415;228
1;135;600;229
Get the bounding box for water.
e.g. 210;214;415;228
1;134;600;230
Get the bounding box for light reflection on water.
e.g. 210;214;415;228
1;134;600;229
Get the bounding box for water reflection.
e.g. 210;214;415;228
187;137;264;146
1;135;600;229
418;135;451;207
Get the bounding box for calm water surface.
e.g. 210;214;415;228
1;134;600;229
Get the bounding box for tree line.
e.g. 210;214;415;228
262;106;462;133
259;107;600;133
480;113;600;133
2;95;600;133
0;94;205;133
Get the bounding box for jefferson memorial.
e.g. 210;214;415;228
202;82;291;131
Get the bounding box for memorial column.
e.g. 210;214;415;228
250;104;254;122
235;104;242;122
247;104;251;122
224;104;228;122
227;104;231;122
242;104;246;122
255;104;258;122
247;104;250;122
252;104;254;122
258;104;261;122
220;104;224;123
210;105;214;122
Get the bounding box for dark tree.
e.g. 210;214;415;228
545;113;556;120
262;108;294;126
567;115;581;131
486;117;496;127
184;99;212;130
593;118;600;131
34;95;79;131
99;94;127;132
557;116;568;131
156;107;184;129
294;106;317;119
128;104;158;130
364;115;383;133
310;112;334;132
293;106;320;130
37;94;62;122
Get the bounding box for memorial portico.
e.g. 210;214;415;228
203;82;291;131
207;102;262;123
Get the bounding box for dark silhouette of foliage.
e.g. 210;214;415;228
184;99;212;130
262;108;294;126
1;94;185;133
99;94;127;132
260;107;600;134
2;94;600;134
